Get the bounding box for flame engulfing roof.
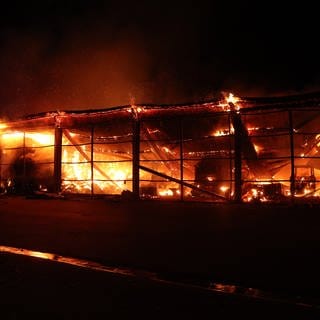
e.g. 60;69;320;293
2;91;320;130
2;91;320;201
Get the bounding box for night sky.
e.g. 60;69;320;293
0;0;319;118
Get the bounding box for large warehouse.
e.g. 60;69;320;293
1;92;320;202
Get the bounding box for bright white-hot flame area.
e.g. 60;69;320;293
2;92;320;202
217;92;241;112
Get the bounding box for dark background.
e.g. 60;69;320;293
0;0;319;118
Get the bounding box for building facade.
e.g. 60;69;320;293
1;92;320;202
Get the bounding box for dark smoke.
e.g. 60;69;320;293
0;1;319;118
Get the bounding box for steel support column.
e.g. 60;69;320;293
228;113;233;200
232;112;243;203
179;119;184;201
54;127;62;193
90;126;94;196
289;110;295;200
0;136;2;186
132;119;140;199
22;132;26;193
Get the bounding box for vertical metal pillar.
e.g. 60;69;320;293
132;118;140;199
179;119;184;201
289;110;295;200
54;127;62;193
233;112;242;203
23;132;26;193
91;126;94;197
228;114;233;200
0;135;2;187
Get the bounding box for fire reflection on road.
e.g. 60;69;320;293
0;245;317;310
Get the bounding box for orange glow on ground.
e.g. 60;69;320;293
1;245;307;307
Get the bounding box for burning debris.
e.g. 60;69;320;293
1;92;320;202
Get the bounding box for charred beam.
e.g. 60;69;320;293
232;112;243;203
139;165;226;200
132;119;140;200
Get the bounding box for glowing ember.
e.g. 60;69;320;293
218;92;241;112
247;127;260;132
213;127;234;136
226;93;240;105
253;144;261;153
220;185;229;193
158;189;174;196
162;146;174;154
127;105;144;118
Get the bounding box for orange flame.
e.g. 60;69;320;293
226;93;240;105
1;128;193;197
0;122;7;131
1;131;54;146
218;92;241;112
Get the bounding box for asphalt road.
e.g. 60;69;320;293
1;253;319;319
1;195;320;318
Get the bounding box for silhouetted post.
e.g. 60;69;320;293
230;104;242;203
54;127;62;193
288;110;295;201
179;119;184;201
0;136;2;186
228;113;233;200
132;108;140;200
22;132;26;193
91;126;94;196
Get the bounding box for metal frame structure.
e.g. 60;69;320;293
1;92;320;202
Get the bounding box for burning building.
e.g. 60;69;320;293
1;92;320;203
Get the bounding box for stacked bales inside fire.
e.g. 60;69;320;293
9;153;38;194
1;92;320;201
182;114;233;200
0;130;55;194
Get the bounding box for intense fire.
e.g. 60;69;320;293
1;131;54;145
218;92;241;112
59;128;192;197
213;127;234;137
226;93;240;105
61;148;132;194
1;91;320;202
61;130;133;194
0;122;7;131
0;123;312;200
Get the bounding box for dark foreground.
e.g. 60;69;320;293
1;196;320;317
1;253;319;319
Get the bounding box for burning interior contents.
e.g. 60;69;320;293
1;92;320;202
